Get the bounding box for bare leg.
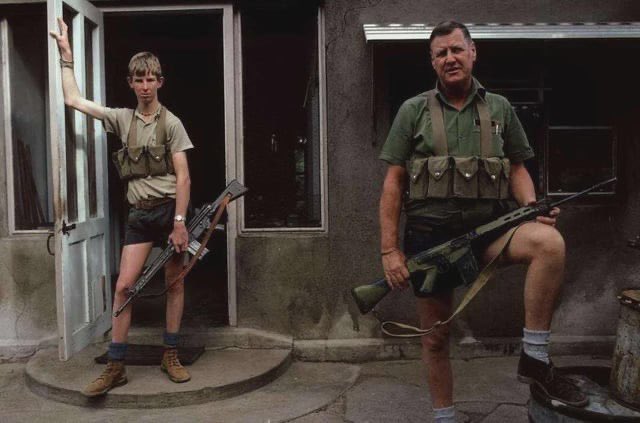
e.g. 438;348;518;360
165;253;185;334
111;242;153;343
417;293;454;409
483;222;565;330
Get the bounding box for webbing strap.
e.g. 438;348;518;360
125;106;167;147
427;90;448;156
426;89;492;157
476;99;492;157
380;224;523;338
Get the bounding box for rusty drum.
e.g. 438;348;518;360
610;289;640;411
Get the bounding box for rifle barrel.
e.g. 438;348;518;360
549;177;616;209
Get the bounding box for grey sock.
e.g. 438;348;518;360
433;405;456;423
522;328;550;364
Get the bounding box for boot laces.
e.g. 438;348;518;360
166;348;181;367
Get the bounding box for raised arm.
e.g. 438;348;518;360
49;17;105;120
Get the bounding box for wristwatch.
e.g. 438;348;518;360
174;214;186;223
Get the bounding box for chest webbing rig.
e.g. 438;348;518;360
111;106;175;181
407;90;510;200
426;89;492;157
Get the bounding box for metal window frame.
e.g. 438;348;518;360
364;22;640;41
237;6;329;236
544;125;617;197
1;3;55;235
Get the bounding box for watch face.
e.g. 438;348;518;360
174;215;185;222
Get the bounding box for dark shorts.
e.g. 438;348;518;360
404;203;514;297
124;201;176;246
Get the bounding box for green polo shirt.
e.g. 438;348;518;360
380;78;534;227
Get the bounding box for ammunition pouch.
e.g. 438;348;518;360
111;145;174;181
408;155;511;200
148;145;174;176
111;107;174;181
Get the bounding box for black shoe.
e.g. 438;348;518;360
517;350;589;407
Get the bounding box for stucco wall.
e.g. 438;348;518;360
236;0;640;343
0;237;56;358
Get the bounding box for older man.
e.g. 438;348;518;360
378;20;587;422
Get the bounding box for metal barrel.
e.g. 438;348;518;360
610;288;640;411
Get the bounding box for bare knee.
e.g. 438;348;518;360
421;327;450;356
115;279;133;299
528;225;565;260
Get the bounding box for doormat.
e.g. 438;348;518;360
94;344;205;366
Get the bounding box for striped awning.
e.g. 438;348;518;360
364;22;640;41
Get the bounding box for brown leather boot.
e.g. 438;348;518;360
161;347;191;383
82;360;127;397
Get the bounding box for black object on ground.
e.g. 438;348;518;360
94;344;205;366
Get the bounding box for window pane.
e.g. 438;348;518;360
242;8;321;228
4;5;53;230
85;18;97;218
547;127;615;193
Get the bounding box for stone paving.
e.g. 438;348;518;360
0;355;615;422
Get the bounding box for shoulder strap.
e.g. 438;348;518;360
426;90;448;156
156;106;168;146
125;109;137;147
476;98;492;157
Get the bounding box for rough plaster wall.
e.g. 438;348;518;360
0;238;56;357
239;0;640;340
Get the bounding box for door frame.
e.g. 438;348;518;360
98;3;240;326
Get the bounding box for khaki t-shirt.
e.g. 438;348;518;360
103;106;194;204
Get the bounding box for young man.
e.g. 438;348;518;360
50;18;193;396
378;21;588;422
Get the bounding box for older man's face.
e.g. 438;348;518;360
430;29;476;90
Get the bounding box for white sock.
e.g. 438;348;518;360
522;328;551;364
433;405;456;423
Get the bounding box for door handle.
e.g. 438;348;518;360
62;220;76;235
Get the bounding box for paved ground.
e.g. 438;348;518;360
0;355;617;422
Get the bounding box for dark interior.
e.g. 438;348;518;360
104;12;228;328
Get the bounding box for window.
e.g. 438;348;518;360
1;4;54;232
241;6;326;230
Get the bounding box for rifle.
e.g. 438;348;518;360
352;177;617;315
113;180;248;317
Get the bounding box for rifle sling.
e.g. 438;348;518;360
379;224;523;338
139;193;232;299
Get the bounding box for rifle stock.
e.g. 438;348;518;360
352;177;617;315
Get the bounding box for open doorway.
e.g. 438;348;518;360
104;11;228;328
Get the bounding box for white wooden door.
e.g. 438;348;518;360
47;0;110;360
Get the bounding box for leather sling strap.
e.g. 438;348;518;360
126;106;167;147
140;193;232;299
379;224;523;338
426;89;492;157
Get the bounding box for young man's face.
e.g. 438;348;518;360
430;29;476;90
128;71;164;106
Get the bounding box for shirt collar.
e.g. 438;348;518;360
435;77;486;108
134;104;162;121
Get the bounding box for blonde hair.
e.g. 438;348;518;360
127;52;162;79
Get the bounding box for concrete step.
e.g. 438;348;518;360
26;344;292;408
